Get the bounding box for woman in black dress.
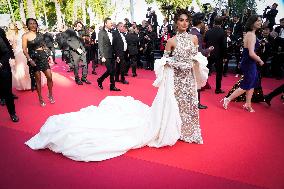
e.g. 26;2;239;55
22;18;55;107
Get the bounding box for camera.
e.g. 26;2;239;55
147;7;152;11
263;6;270;12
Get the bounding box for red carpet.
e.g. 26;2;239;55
0;59;283;189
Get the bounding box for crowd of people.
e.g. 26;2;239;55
0;3;284;123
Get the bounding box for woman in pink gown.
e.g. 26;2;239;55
7;21;46;91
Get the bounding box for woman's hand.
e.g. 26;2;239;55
29;59;37;67
258;60;264;66
48;56;54;65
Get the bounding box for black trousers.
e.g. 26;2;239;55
0;70;15;115
129;54;137;75
266;84;284;100
208;56;223;90
115;52;127;82
99;58;115;87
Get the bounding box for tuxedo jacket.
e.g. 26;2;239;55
113;30;126;58
0;36;14;72
98;29;113;59
204;26;226;59
190;28;210;57
126;33;139;55
230;22;243;40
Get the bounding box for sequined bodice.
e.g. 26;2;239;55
166;32;203;144
27;33;46;54
173;32;198;65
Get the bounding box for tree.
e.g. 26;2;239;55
26;0;36;18
54;0;63;30
18;0;25;22
146;0;193;9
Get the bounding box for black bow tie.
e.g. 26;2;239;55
107;30;112;33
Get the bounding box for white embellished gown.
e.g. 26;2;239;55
26;32;208;162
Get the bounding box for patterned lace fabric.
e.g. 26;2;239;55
167;32;203;144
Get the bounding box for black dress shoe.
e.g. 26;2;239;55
124;73;129;76
81;78;92;84
264;95;271;106
198;103;208;109
215;89;225;94
10;114;19;122
121;80;129;84
75;79;83;85
115;79;120;82
110;86;121;91
0;98;5;106
97;79;103;89
92;70;97;75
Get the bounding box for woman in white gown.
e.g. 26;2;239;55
26;9;208;162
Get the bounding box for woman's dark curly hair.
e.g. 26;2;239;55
173;9;191;24
26;18;38;30
245;15;261;32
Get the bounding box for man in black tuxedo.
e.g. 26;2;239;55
263;3;278;31
190;13;214;109
113;22;129;84
126;27;140;77
90;26;98;75
0;28;19;122
230;15;243;40
97;18;121;91
66;21;91;85
205;17;227;94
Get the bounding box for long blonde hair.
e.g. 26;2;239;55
6;22;18;48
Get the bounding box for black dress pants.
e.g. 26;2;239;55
0;70;15;115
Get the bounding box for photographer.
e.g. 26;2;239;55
143;24;157;70
230;15;243;40
270;19;284;80
146;8;158;32
263;3;278;31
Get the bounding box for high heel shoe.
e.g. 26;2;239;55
220;97;230;110
48;95;55;104
39;98;46;107
242;104;255;112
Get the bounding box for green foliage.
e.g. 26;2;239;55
0;0;21;20
146;0;193;10
229;0;257;16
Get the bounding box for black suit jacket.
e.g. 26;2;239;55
230;22;243;40
98;29;113;59
113;30;126;58
264;9;278;25
0;36;14;72
126;33;139;55
190;28;210;57
205;26;226;59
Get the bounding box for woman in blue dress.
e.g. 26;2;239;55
222;15;264;112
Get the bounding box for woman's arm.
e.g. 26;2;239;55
22;34;36;67
247;33;264;66
164;37;193;70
